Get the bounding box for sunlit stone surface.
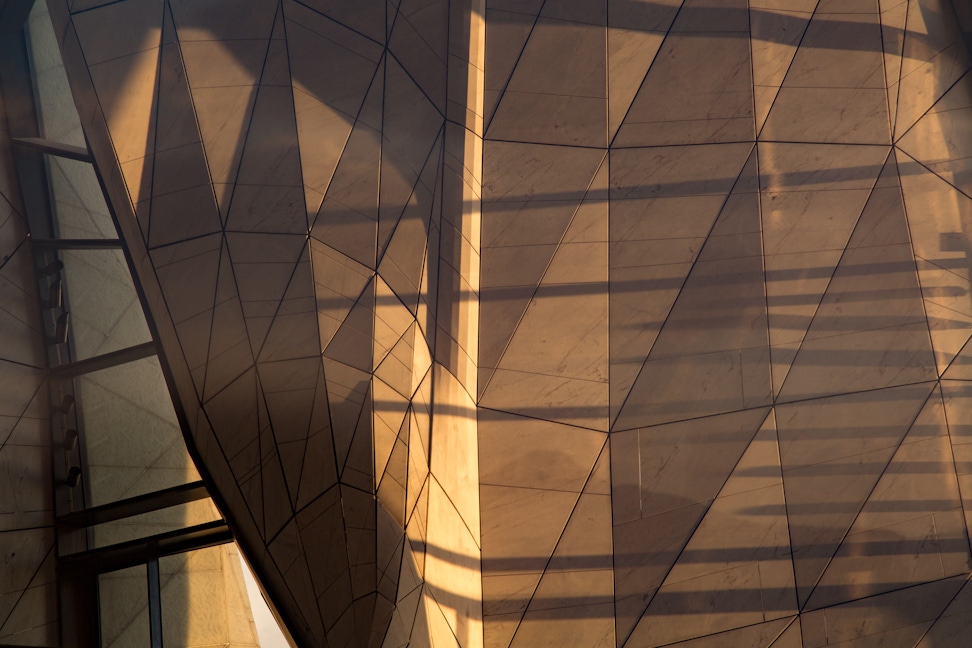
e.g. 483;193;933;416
39;0;972;645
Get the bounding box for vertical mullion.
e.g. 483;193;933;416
147;558;163;648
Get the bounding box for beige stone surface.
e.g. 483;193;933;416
39;0;972;646
0;48;55;645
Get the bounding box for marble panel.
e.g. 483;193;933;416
87;48;159;171
375;324;416;398
776;383;934;606
900;0;967;79
170;0;277;40
154;40;200;155
235;85;303;188
0;593;56;646
430;365;480;539
924;300;972;377
152;236;221;334
0;442;53;529
203;309;253;401
387;0;448;112
632;563;766;646
615;32;753;147
423;480;483;648
482;212;608;427
314;75;383;266
762;86;891;144
615;162;770;427
180;39;267;90
917;576;972;647
897;71;972;197
778;381;934;469
760;8;890;143
807;389;968;610
607;0;682;31
378;184;436;314
638;617;796;648
189;84;257;207
638;407;770;518
881;0;908;128
478;408;605;491
311;239;373;349
487;16;606;147
667;0;746;31
611;143;753;200
374;278;415;367
480;484;577;576
484;7;539;126
293;91;351;211
786;12;885;90
629;416;794;644
380;59;443;215
607;28;664;141
297;0;386;44
895;40;970;140
777;152;934;400
801;576;964;648
750;7;814;131
758;142;890;193
73;0;162;65
612;503;708;646
898;151;972;375
898;148;972;280
483;142;604;204
609;144;751;422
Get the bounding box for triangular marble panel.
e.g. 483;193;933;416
777;150;934;402
615;146;769;430
759;142;888;396
750;5;814;133
609;142;753;426
313;61;384;268
511;442;614;648
629;412;795;646
615;0;753;146
481;155;609;431
807;386;968;610
775;383;935;608
611;407;770;645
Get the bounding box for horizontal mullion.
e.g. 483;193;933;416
58;520;231;575
57;481;210;528
32;237;122;249
12;136;90;161
51;340;157;378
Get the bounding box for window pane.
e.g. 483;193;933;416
160;544;265;647
78;356;200;506
61;248;152;361
26;1;85;146
98;564;149;648
48;156;117;239
91;499;222;549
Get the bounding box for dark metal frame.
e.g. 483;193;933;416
0;2;237;646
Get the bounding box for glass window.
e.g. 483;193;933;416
160;544;280;647
60;247;152;361
91;499;222;549
48;155;117;239
99;564;150;648
25;0;85;146
77;356;200;506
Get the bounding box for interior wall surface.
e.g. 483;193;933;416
477;0;972;646
38;0;972;647
42;0;485;646
0;52;57;647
